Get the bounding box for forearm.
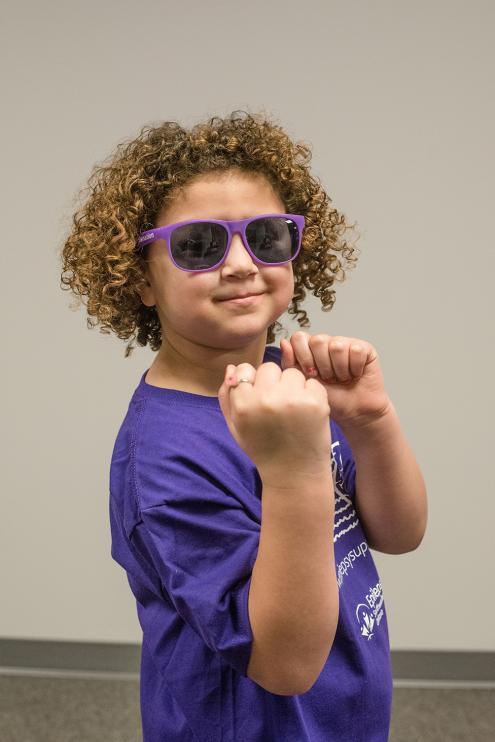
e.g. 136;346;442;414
339;401;428;554
247;470;339;695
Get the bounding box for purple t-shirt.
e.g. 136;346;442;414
109;344;393;741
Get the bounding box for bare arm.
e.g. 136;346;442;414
339;401;428;554
247;469;338;695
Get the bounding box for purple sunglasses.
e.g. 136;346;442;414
135;213;305;273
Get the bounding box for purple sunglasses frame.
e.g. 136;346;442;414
135;213;306;273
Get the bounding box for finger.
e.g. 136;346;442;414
279;337;298;370
349;343;367;377
218;363;235;425
304;376;332;414
279;366;308;389
307;334;334;380
250;361;282;389
224;363;238;386
227;362;256;389
286;331;318;375
328;337;352;382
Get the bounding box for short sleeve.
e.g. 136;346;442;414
331;420;357;498
133;462;260;678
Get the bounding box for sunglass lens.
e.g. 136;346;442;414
170;223;228;270
246;217;299;263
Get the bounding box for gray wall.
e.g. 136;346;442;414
1;0;493;652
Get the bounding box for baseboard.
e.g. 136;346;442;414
0;639;494;683
391;650;495;682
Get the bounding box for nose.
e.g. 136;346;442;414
223;231;257;269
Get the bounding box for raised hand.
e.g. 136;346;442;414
280;331;392;430
217;359;332;485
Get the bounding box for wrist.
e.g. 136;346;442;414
259;464;334;492
337;399;398;447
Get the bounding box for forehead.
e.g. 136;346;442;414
157;170;285;224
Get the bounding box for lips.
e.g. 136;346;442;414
218;292;264;301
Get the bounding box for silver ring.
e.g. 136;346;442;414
230;377;253;388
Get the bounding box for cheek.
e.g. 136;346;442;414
263;263;293;287
161;275;214;321
272;268;294;303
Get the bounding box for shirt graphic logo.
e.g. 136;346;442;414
330;439;360;543
333;492;360;542
355;581;385;640
355;604;375;640
336;541;369;588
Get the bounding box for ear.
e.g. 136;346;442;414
138;272;157;308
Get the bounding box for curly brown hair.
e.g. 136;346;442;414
59;109;361;358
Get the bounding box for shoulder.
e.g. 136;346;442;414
128;397;259;512
263;344;282;366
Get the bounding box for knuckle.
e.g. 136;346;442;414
258;392;278;412
309;333;328;347
233;401;249;417
285;393;302;409
237;362;255;374
304;394;322;412
306;378;330;401
262;361;281;372
282;366;305;379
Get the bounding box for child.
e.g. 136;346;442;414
59;109;427;741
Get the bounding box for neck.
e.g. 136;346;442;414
153;331;269;396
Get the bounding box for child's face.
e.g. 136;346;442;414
140;170;295;349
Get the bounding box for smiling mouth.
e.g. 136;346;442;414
218;292;264;301
218;293;265;306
